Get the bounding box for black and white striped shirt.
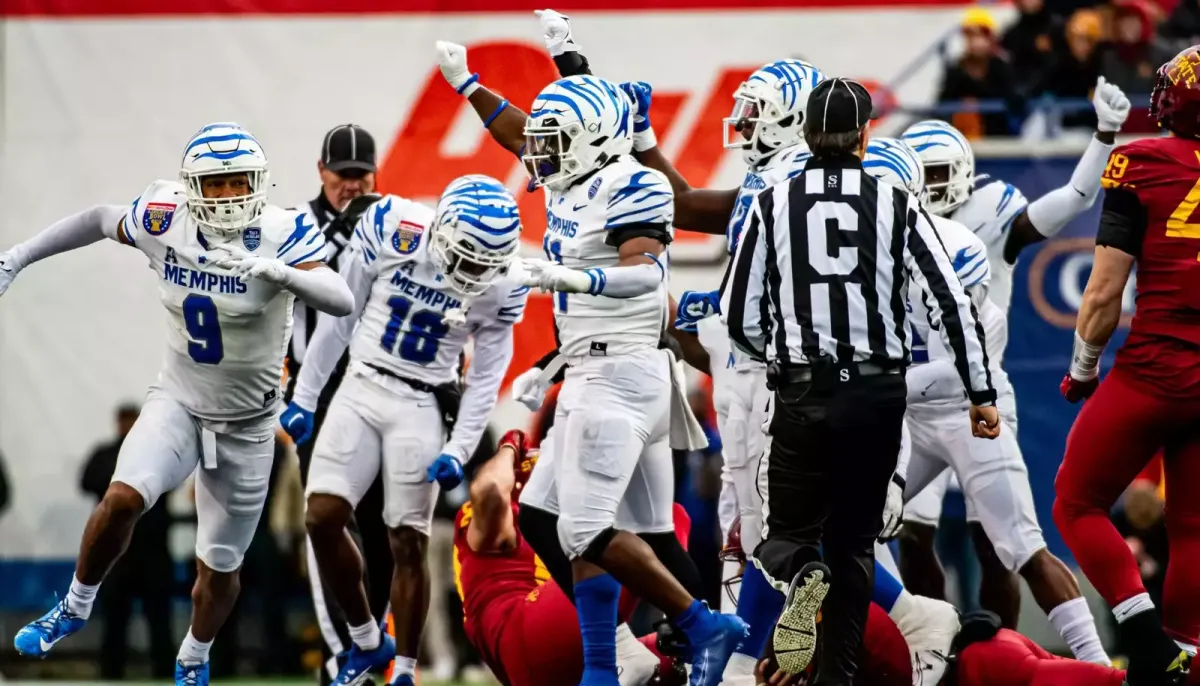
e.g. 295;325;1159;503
720;155;996;406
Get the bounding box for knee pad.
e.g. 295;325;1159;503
197;543;244;574
518;506;574;600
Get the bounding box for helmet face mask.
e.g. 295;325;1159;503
1151;46;1200;139
901;120;975;216
430;174;523;297
180;123;269;238
522;76;633;192
722;60;825;167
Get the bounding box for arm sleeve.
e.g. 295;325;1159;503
720;196;771;360
903;202;996;405
279;265;355;316
1095;187;1147;258
581;255;665;298
1025;134;1114;237
289;244;376;410
444;323;517;463
9;205;129;270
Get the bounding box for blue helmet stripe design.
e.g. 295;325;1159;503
440;175;521;249
186;132;259;152
194;149;258;161
558;79;605;116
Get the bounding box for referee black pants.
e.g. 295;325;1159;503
754;371;906;685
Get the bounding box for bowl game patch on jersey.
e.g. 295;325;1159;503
393;218;424;254
243;227;261;251
144;202;177;235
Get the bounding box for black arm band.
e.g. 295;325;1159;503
553;52;591;77
1096;187;1146;258
606;222;673;248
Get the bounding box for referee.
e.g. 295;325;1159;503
283;123;393;685
720;78;1000;684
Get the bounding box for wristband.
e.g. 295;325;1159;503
483;99;509;128
455;73;480;96
1069;331;1102;381
632;128;658;153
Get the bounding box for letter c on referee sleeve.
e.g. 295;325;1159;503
902;199;995;403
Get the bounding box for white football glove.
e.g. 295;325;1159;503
435;41;478;95
510;366;550;411
207;245;288;284
878;473;906;542
1093;76;1131;134
534;9;578;57
0;250;21;298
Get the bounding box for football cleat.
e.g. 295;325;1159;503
773;561;832;675
685;610;749;686
899;595;960;686
175;660;210;686
13;597;86;657
334;633;396;686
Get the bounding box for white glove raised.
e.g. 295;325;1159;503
435;40;479;96
510;366;550;411
0;250;21;298
1093;76;1131;134
206;245;288;284
534;9;578;57
878;473;905;542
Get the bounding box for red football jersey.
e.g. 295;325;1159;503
453;503;546;685
1101;136;1200;397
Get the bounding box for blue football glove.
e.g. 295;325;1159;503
279;403;315;445
674;289;721;328
619;81;653;134
427;453;465;490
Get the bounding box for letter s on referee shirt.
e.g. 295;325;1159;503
718;165;996;408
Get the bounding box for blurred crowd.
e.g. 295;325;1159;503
936;0;1197;135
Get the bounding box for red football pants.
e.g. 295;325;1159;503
956;629;1125;686
1053;366;1200;644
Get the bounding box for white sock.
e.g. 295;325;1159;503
1047;597;1111;665
349;619;381;651
177;629;213;665
724;652;759;677
65;576;99;619
389;656;417;682
1112;592;1156;624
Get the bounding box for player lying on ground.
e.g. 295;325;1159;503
1055;44;1200;686
279;175;529;686
0;123;354;686
455;428;692;686
753;605;1128;686
434;33;747;686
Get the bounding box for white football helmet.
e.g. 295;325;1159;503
180;122;269;236
431;174;522;296
863;137;927;202
901;120;974;216
724;59;826;167
523;75;633;191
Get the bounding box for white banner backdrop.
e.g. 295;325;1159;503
0;6;1012;557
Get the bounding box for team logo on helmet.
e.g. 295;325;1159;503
1152;46;1200;139
242;227;261;251
392;219;425;255
143;202;177;236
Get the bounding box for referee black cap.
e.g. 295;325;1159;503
322;123;377;174
805;78;873;135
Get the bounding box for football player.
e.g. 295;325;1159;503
278;175;528;686
1055;45;1200;685
897;77;1133;666
2;123;354;686
433;41;747;686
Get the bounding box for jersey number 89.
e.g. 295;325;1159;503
380;295;449;364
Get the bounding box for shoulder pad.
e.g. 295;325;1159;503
761;145;812;185
933;215;990;288
273;208;327;266
128;180;187;239
354;195;435;265
1103;138;1178;191
602;163;674;231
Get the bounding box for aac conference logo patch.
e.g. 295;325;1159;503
243;227;261;251
143;202;176;236
392;219;425;255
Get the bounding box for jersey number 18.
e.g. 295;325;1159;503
380;295;449;364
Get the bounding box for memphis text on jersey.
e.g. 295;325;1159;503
162;247;249;295
391;260;463;313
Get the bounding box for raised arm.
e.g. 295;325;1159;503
465;430;529;554
1003;78;1130;263
0;204;130;296
435;42;529;158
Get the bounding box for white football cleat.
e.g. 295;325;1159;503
894;595;959;686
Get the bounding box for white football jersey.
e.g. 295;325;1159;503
724;143;812;369
120;180;326;421
695;316;736;418
541;156;674;358
950;178;1028;319
349;195;528;384
909;214;1010;402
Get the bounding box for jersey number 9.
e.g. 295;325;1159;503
380;295;449;364
183;294;224;365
